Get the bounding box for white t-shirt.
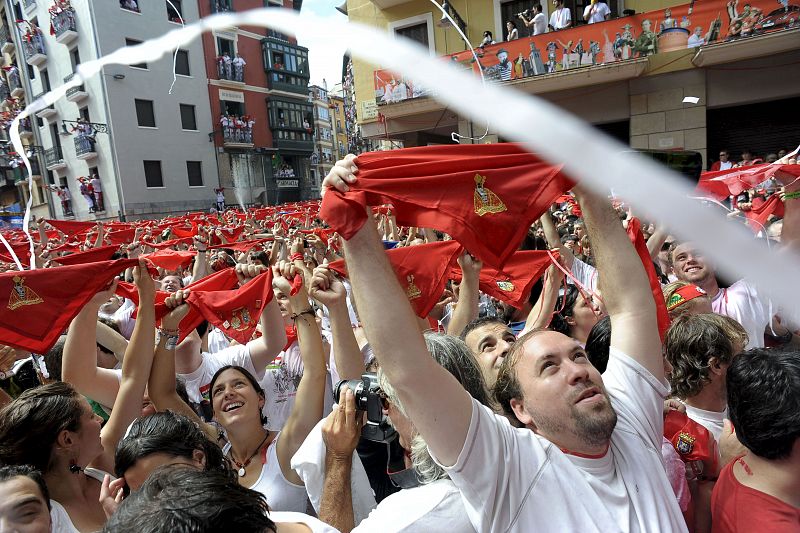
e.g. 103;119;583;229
549;7;571;30
179;344;257;405
352;479;477;533
583;2;610;23
571;255;599;294
112;299;136;340
432;348;687;532
711;279;769;349
270;512;340;533
50;468;110;533
207;326;231;354
532;12;547;35
684;403;726;442
90;177;102;192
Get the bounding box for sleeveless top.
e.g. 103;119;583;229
50;468;111;533
223;432;309;513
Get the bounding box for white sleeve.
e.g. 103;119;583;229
429;398;549;532
210;343;258;378
583;5;591;17
602;347;669;450
565;8;571;23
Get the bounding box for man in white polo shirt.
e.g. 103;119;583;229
324;155;687;532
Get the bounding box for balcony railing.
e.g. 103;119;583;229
74;134;96;158
52;9;78;44
216;57;245;83
0;26;13;53
33;91;57;118
222;119;253;146
64;73;88;101
211;0;232;13
22;0;36;10
44;146;66;169
22;36;46;65
0;82;9;102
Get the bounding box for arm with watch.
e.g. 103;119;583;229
272;260;328;486
190;231;210;283
147;290;219;441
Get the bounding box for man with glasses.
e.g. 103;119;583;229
710;150;733;171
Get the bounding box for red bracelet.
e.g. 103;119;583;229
290;253;304;262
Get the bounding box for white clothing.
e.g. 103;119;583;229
687;34;705;48
270;512;340;533
532;12;547;35
353;479;476;533
208;326;231;354
711;279;769;349
179;344;256;405
90;177;102;192
719;161;733;170
549;7;571;30
216;191;225;202
291;417;377;525
684;404;726;442
232;57;246;67
661;437;691;512
571;255;599;294
50;468;111;533
432;348;687;532
584;2;611;23
224;433;309;513
112;299;136;339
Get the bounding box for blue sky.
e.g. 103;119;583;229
302;0;349;89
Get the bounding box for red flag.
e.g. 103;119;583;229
319;143;572;268
144;249;196;271
696;163;800;199
186;270;273;344
45;219;95;237
51;245;120;266
626;218;670;340
0;259;138;353
450;250;554;309
330;240;463;317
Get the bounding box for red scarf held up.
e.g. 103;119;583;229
696;163;800;200
0;258;140;354
186;270;274;345
51;245;120;266
329;240;463;318
319;143;572;268
208;238;272;253
626;218;670;341
45;219;96;237
449;250;555;309
743;194;784;233
106;228;137;246
144;249;196;271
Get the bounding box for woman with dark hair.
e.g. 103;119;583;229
0;261;157;532
149;262;327;512
549;284;603;346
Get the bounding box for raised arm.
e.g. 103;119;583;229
148;293;218;440
574;186;662;378
447;251;481;336
327;156;472;468
273;262;328;485
237;264;286;370
540;211;574;269
309;265;363;381
94;261;157;472
522;260;564;334
62;284;122;409
646;226;669;261
191;231;209;283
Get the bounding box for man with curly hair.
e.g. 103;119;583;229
664;313;748;442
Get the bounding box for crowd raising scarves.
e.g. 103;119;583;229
0;143;798;533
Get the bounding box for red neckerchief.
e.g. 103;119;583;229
283;324;297;351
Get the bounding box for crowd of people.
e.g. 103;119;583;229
217;52;247;83
220;113;256;144
0;145;798;532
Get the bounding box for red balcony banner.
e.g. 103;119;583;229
374;0;796;104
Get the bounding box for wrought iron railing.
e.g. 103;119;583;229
74;135;96;156
52;10;77;39
44;146;65;167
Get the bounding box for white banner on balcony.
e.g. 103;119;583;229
277;179;298;188
219;89;244;102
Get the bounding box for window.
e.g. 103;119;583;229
143;160;164;187
337;120;342;130
220;100;244;116
135;99;156;127
175;50;190;76
217;37;234;57
395;22;429;47
79;106;90;122
317;106;330;121
500;0;533;38
27;65;35;81
120;0;141;13
41;69;52;92
167;0;183;22
186;161;203;187
179;104;197;130
126;39;147;69
70;48;81;71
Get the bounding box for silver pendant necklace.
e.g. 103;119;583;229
231;430;270;478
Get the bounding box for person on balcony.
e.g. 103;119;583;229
78;176;95;213
549;0;572;30
222;52;232;81
505;21;519;41
519;4;547;36
232;53;246;82
584;0;611;24
90;173;104;212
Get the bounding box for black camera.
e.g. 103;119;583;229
516;9;532;20
334;373;398;444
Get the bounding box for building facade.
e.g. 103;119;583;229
329;91;348;160
345;0;800;168
308;83;333;194
8;0;220;221
198;0;314;206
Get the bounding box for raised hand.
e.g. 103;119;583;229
308;264;346;307
321;154;358;196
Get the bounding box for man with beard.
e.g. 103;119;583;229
323;155;687;531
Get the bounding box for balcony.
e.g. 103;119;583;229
216;57;245;86
0;26;14;54
44;146;67;170
18;118;34;140
22;36;46;67
22;0;36;12
52;9;78;46
64;74;88;102
211;0;233;13
74;135;97;160
33;92;57;119
222;119;254;148
262;37;310;95
7;69;23;98
0;82;8;102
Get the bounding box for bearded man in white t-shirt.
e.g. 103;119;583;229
323;156;688;532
